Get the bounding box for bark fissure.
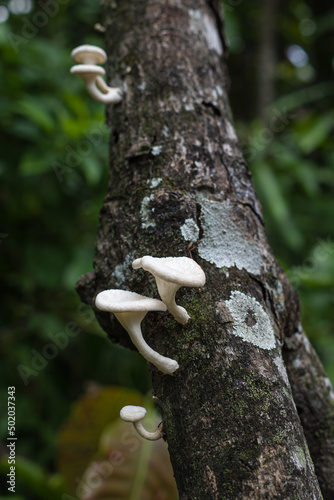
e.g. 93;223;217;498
76;0;334;497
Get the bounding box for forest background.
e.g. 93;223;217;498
0;0;333;498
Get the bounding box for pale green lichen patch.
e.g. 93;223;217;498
291;446;308;470
223;143;233;156
147;177;162;189
189;9;223;56
201;12;223;55
225;291;276;350
273;356;290;386
114;252;135;287
198;197;264;275
225;121;238;140
324;377;334;401
140;194;155;229
180;218;200;242
151;145;163;156
293;358;301;368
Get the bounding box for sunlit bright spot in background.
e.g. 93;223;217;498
286;44;309;68
299;18;316;37
0;5;9;22
8;0;33;15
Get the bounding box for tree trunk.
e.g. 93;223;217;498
76;0;334;497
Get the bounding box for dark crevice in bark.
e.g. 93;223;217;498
201;100;222;116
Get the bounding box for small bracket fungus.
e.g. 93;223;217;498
132;256;206;325
95;289;179;375
120;405;163;441
70;45;123;104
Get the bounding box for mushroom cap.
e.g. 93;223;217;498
132;256;206;287
120;405;147;422
95;289;167;313
70;64;105;77
71;45;107;65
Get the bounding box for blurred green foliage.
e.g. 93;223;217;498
0;1;151;498
0;0;333;498
225;0;334;381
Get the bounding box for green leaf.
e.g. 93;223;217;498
19;150;51;175
62;247;94;290
14;98;55;134
288;241;334;289
253;161;303;249
23;243;66;288
81;156;103;185
298;112;334;154
272;82;334;113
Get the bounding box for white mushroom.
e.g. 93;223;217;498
132;256;206;325
70;44;123;104
120;405;163;441
95;290;179;375
71;45;107;65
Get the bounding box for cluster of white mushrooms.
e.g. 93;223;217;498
70;46;207;442
95;255;206;440
70;45;123;104
95;256;206;374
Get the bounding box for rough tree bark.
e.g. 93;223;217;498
76;0;334;498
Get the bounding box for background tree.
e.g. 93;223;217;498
0;0;334;498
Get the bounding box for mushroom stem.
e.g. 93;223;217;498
86;77;123;104
115;312;179;375
120;405;163;441
155;277;190;325
134;421;163;441
165;301;190;325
